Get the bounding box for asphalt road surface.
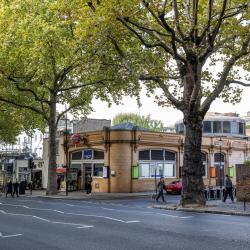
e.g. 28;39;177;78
0;195;250;250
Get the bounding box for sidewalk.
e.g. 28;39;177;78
152;198;250;216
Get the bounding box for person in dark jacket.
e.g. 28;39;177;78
223;175;234;202
86;174;93;194
57;176;61;190
5;180;13;198
156;177;166;203
13;179;19;197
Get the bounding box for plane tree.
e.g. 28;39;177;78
0;0;137;194
92;0;250;206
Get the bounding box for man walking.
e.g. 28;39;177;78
5;180;13;198
223;175;234;202
86;174;92;194
13;179;19;197
156;177;166;203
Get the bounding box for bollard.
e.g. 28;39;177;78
244;198;246;211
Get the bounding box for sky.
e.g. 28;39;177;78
88;86;250;126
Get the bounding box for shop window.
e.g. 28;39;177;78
93;163;103;177
139;150;150;160
223;121;231;133
139;163;150;177
164;163;175;177
213;121;222;133
151;150;164;160
71;151;83;160
94;150;104;160
165;151;176;161
239;122;244;134
203;121;212;133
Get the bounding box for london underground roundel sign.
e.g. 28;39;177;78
70;133;81;145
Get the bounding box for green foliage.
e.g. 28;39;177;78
112;113;164;131
94;0;250;112
244;160;250;166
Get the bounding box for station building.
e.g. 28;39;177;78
42;113;250;193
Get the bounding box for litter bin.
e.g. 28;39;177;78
19;181;26;195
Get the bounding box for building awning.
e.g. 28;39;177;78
56;167;66;173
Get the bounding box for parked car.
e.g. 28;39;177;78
165;180;182;194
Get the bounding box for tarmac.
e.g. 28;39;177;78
3;189;250;216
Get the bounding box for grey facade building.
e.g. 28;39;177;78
73;118;111;133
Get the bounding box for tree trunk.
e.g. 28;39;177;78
46;97;57;195
180;114;206;207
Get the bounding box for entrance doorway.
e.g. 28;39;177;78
214;153;225;187
82;163;92;190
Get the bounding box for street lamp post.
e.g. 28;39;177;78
218;137;223;199
64;108;69;197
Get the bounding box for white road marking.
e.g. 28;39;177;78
0;203;139;224
0;232;22;238
141;211;193;219
66;212;140;223
0;210;93;229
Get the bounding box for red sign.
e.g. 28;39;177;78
70;134;81;145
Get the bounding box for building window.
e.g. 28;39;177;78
83;149;93;160
93;150;104;160
139;163;150;177
151;150;164;160
71;151;83;160
223;121;231;133
239;122;244;134
214;153;225;163
139;149;176;178
164;163;175;177
93;163;103;177
213;121;222;133
203;121;212;133
165;151;176;161
139;150;150;160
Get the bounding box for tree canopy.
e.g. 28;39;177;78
91;0;250;206
112;112;164;131
0;0;139;193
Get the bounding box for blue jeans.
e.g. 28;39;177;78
156;191;165;202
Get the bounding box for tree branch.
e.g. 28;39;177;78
7;76;50;105
118;18;174;55
201;33;250;114
139;74;184;110
59;79;112;92
172;0;185;39
226;80;250;87
0;96;49;122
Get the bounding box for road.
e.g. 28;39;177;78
0;195;250;250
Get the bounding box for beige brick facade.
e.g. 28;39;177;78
43;128;250;193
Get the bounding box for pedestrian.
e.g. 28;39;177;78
86;174;92;194
13;179;19;197
156;177;166;203
223;175;234;202
5;180;13;198
57;176;61;190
